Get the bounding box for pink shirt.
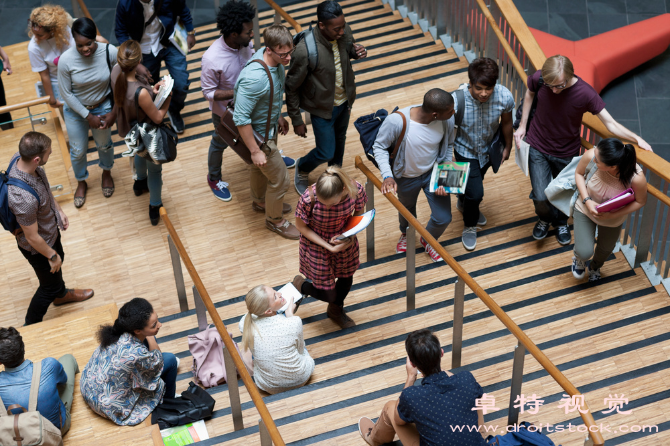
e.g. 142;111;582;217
200;37;254;117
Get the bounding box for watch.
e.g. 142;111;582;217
187;30;196;36
49;253;58;262
583;196;592;204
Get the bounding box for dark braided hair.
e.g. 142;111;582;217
97;298;154;348
216;0;256;38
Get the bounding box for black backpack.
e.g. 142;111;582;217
355;107;406;169
151;381;216;429
293;24;318;71
1;156;39;234
513;76;544;131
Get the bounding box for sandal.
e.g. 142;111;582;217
74;182;88;208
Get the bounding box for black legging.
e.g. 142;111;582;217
302;277;353;306
0;75;13;130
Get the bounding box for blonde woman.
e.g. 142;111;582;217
293;166;367;329
238;285;314;395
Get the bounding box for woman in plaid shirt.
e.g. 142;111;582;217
293;167;367;329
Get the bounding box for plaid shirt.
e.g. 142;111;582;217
451;84;515;166
7;153;63;254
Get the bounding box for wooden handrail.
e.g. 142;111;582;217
159;208;286;446
355;156;605;446
264;0;303;32
0;97;49;115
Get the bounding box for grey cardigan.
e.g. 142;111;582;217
372;105;456;179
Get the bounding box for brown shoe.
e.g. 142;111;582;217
358;417;375;446
252;202;292;214
292;274;307;294
265;219;300;240
327;303;356;329
53;289;94;307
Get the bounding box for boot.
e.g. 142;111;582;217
53;289;94;307
327;303;356;329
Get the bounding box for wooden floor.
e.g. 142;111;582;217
1;0;669;445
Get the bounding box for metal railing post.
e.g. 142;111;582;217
406;226;416;311
192;286;209;331
365;181;375;261
584;435;594;446
168;235;189;312
507;343;526;427
274;11;281;25
223;347;244;431
251;0;261;52
259;418;273;445
451;278;465;368
633;173;661;268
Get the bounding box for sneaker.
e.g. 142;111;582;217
572;256;586;279
280;150;296;168
396;233;407;253
532;219;550;240
168;110;185;134
588;267;601;282
556;224;571;245
207;176;232;202
462;226;478;251
420;237;443;262
455;197;487;225
265;219;300;240
294;160;309;195
358;417;375;446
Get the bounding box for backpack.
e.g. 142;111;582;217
486;421;557;446
151;381;216;430
188;325;241;388
355;107;407;169
513;76;544;131
293;24;318;71
0;156;40;234
0;361;64;446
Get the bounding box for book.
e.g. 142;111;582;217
277;282;304;314
336;209;376;240
428;161;470;194
160;420;209;445
596;188;635;213
154;75;174;109
169;18;189;56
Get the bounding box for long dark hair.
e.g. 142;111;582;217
596;138;637;186
114;40;142;107
97;298;154;348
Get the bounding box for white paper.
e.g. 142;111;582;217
338;209;376;239
277;282;304;314
160;419;210;441
154;75;174;109
516;139;530;177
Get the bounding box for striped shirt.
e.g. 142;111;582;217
451;83;515;166
330;40;347;106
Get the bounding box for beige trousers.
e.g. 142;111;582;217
249;139;289;222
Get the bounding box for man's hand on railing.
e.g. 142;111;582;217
381;177;397;195
635;136;652;152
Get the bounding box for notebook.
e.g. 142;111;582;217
596;188;635;213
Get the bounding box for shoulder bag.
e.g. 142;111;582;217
545;155;597;218
216;59;274;165
151;381;216;430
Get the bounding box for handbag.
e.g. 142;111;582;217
216;59;274;165
545;155;597;217
488;126;505;174
188;324;241;388
121;87;178;164
151;381;216;429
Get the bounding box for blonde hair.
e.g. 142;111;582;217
241;285;271;351
541;55;574;85
315;166;357;201
263;25;293;50
114;40;143;106
28;5;73;51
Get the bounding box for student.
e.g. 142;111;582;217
0;327;78;435
358;329;486;445
233;25;299;240
572;138;647;281
451;57;514;251
293;166;367;329
514;55;652;246
373;89;456;263
58;17;117;208
239;285;314;394
111;40;171;225
80;298;178;426
7;132;94;325
286;0;367;195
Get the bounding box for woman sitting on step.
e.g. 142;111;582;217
239;285;315;394
572;138;647;282
80;298;179;425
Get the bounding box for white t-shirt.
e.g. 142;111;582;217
402;118;445;178
28;27;76;84
140;0;165;56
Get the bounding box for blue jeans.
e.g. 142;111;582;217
63;99;114;181
141;44;190;116
528;145;572;226
161;352;179;399
135;156;163;206
396;171;452;239
298;102;350;173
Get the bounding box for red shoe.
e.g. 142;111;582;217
420;237;443;263
396;233;407;253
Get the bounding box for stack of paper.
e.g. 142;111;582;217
336;209;376;240
154;75;174;109
277;282;304;314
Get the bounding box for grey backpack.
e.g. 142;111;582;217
0;361;63;446
293;24;319;71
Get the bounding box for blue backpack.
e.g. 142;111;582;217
0;156;39;234
487;421;558;446
355;107;406;169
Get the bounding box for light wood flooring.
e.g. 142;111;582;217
1;0;669;445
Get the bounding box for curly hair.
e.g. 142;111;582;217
27;5;74;51
216;0;256;38
0;327;25;369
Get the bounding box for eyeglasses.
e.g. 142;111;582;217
272;46;295;59
545;80;568;89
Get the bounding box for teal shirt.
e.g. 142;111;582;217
233;48;285;138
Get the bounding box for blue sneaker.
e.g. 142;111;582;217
280;150;296;168
572;256;586;279
207;176;232;202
